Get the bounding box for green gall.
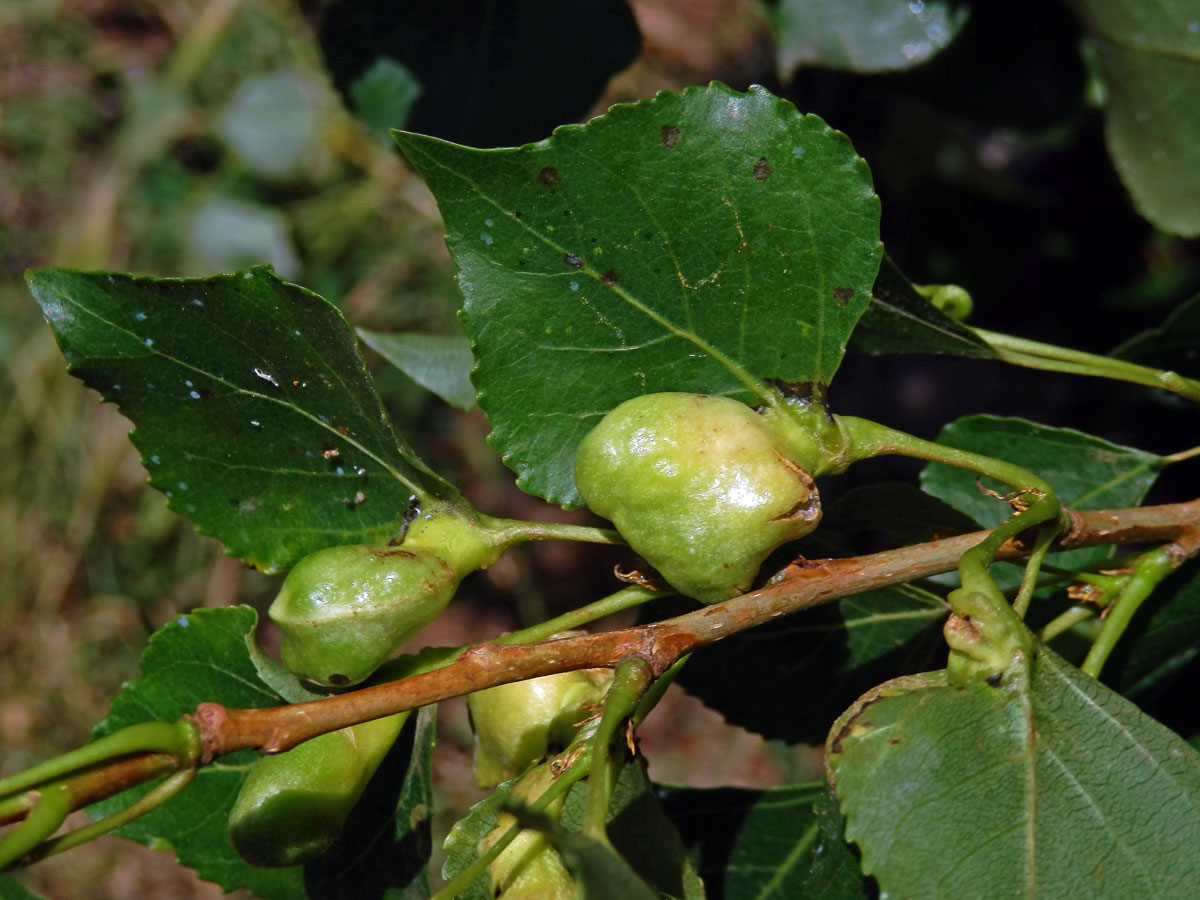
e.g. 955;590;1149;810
469;667;611;788
270;544;457;686
479;766;574;900
575;392;821;603
915;282;973;320
228;712;407;867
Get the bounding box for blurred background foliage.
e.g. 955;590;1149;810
1;0;1197;896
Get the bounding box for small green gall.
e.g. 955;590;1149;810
469;666;611;788
479;766;575;900
228;713;406;867
270;544;457;686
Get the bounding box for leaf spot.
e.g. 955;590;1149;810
538;166;561;187
833;286;854;306
569;281;579;291
480;232;494;245
134;311;147;321
661;125;680;148
602;269;619;286
792;145;806;159
753;157;773;182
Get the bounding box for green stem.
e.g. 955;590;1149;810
1012;523;1058;618
1163;444;1200;465
1080;547;1179;678
973;328;1200;404
431;752;590;900
0;784;71;871
22;769;195;866
1039;606;1097;643
0;720;198;801
496;586;664;646
483;516;624;547
633;655;689;728
582;658;654;844
839;416;1057;498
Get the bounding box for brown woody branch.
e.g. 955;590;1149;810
193;498;1200;761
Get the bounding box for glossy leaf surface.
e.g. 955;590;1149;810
358;327;476;410
27;267;452;572
396;83;882;505
829;649;1200;899
772;0;968;74
1069;0;1200;236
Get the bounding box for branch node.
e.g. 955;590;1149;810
189;703;228;764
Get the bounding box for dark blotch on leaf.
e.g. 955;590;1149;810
833;286;854;306
602;269;618;285
753;157;772;182
661;124;680;148
538;166;561;187
986;672;1004;687
197;387;213;400
564;254;582;268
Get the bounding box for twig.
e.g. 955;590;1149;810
192;498;1200;759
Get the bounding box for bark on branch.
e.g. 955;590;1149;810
193;498;1200;760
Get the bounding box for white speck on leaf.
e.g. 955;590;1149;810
254;367;280;387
